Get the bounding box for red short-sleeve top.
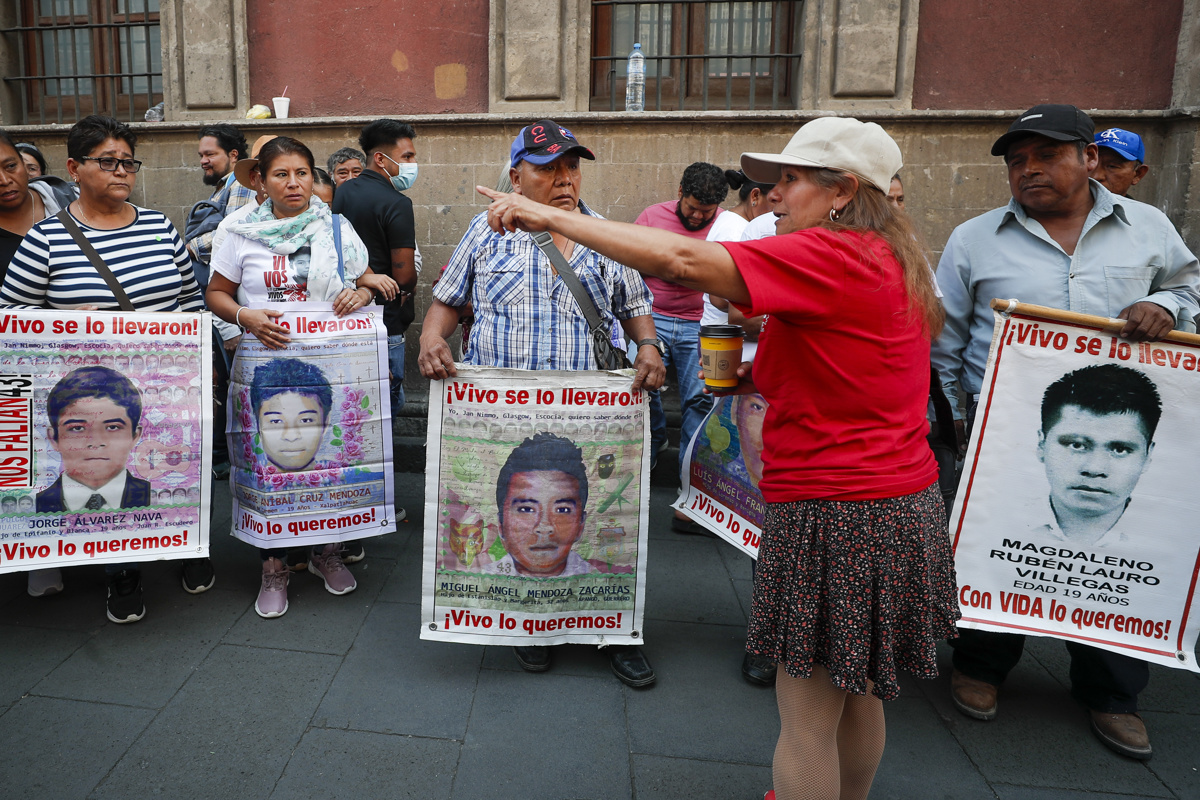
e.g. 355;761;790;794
723;227;938;502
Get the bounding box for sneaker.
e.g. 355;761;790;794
27;567;63;597
339;541;365;564
308;545;357;595
395;506;407;522
285;549;309;573
106;569;145;624
181;558;215;594
255;557;289;618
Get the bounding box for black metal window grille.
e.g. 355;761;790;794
591;1;803;111
4;0;163;124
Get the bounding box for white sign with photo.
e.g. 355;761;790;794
420;366;650;646
951;305;1200;671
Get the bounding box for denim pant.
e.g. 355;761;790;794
641;312;712;475
388;333;406;413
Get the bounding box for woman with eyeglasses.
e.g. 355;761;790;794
0;115;207;625
1;115;203;313
15;142;48;178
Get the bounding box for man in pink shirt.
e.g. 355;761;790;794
634;162;728;526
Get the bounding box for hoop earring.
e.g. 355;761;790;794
829;207;841;222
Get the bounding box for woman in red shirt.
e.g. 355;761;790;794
474;116;959;800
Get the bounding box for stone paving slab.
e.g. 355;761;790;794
0;696;156;798
271;727;460;800
626;618;778;765
643;537;748;626
870;696;995;799
1139;710;1200;800
31;584;244;707
630;754;773;800
453;669;631;800
91;644;343;800
0;623;89;709
313;600;483;739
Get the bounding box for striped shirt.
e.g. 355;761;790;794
434;200;654;371
0;207;204;312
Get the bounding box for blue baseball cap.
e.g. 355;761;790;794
1095;128;1145;163
510;119;595;166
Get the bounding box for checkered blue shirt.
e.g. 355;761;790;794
434;200;654;370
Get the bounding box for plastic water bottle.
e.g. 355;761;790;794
625;43;645;112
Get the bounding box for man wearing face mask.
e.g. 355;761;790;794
332;119;417;539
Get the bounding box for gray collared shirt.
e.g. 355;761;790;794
933;181;1200;412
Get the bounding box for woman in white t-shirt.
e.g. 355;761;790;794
703;169;774;362
206;136;380;620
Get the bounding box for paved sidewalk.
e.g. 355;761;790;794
0;483;1196;799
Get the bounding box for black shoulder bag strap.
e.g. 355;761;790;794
531;230;602;329
55;209;136;312
530;230;630;369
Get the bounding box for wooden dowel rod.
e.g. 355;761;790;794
989;298;1200;347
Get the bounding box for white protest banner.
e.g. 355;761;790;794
673;393;767;558
0;308;211;572
952;300;1200;671
228;302;395;548
421;366;649;645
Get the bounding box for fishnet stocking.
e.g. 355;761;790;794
772;664;886;800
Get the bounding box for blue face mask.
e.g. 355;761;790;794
381;154;418;192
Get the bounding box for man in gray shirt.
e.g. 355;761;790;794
933;104;1200;761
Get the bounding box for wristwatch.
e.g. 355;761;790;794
636;338;666;356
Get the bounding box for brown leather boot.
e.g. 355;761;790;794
1090;711;1152;760
950;668;998;721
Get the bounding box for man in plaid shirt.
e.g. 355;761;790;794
419;120;665;687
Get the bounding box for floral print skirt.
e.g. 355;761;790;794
746;483;960;700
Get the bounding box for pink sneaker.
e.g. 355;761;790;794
255;557;289;618
308;545;357;595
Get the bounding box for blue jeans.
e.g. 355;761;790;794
388;333;406;413
640;312;711;475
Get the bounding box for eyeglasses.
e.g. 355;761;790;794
78;156;142;173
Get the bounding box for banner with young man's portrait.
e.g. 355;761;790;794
952;302;1200;672
421;366;650;646
0;308;212;573
228;302;395;548
673;393;767;559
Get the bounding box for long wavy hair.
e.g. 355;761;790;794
808;168;943;338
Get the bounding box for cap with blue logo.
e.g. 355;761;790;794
1095;128;1145;163
510;120;596;167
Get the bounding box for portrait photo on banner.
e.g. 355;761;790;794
685;392;767;529
0;308;210;572
436;421;643;579
229;352;388;514
952;312;1200;668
